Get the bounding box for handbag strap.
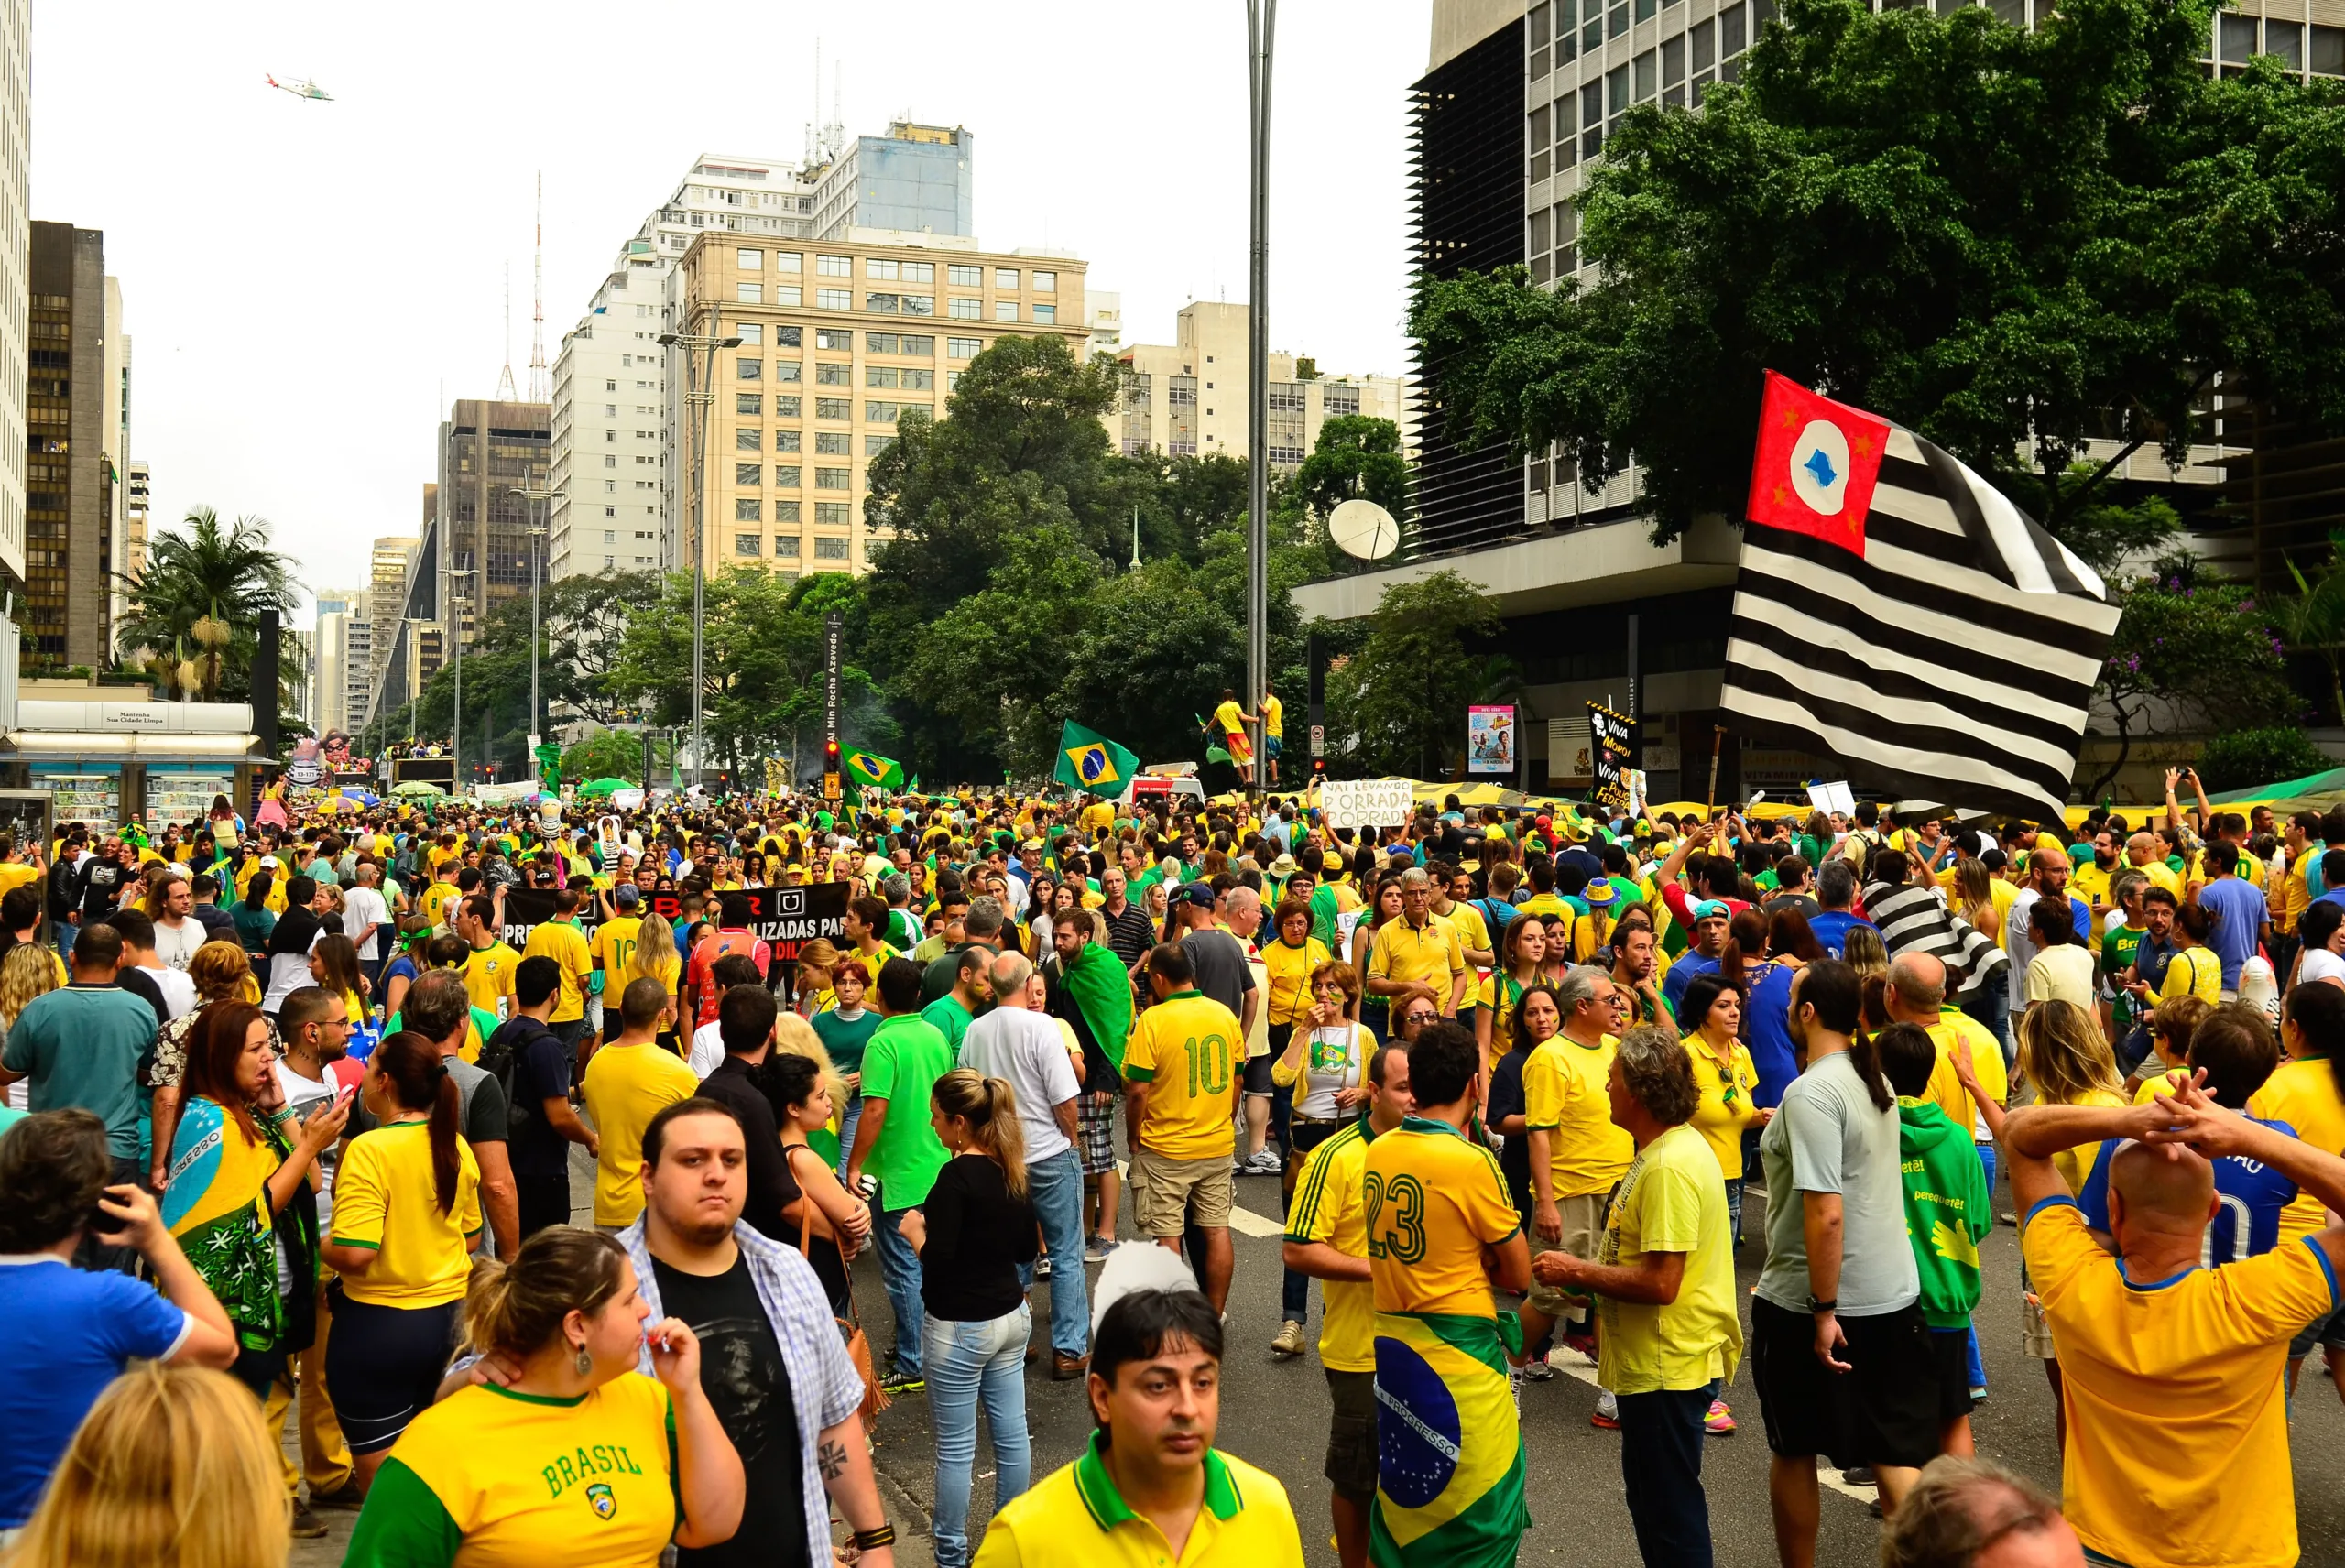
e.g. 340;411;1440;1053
782;1142;815;1258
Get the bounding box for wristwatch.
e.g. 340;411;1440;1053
1807;1296;1837;1314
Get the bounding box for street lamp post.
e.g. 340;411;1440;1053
658;314;741;792
1247;0;1276;799
508;485;563;768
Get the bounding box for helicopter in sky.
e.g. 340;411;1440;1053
264;74;333;102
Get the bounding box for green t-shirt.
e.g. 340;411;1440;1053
811;1007;882;1077
859;1015;955;1206
921;995;974;1060
2101;920;2149;1029
0;985;158;1159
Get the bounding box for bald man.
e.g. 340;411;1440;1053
2002;1082;2345;1568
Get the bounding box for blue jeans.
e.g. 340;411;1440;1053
1017;1149;1089;1358
1617;1379;1718;1568
834;1094;863;1186
872;1187;924;1377
925;1303;1032;1568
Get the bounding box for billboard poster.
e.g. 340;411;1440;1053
1587;701;1635;815
1467;705;1516;776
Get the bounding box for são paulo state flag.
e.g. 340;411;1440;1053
1743;370;1890;556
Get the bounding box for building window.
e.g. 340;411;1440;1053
867;332;900;354
867;401;900;422
815;502;850;525
775;251;802;272
818;254;852;276
776;395;802;417
816;397;850;420
867;293;901;314
776;502;801;523
994;300;1020;321
1036;271;1060;293
2314;21;2345;71
949;297;981;319
778;326;804;347
903;261;934;283
949;336;983;358
775;361;802;383
814;537;849;560
775;534;801;557
817;288;851;310
815;362;850;385
735;534;762;555
1034;303;1059;323
775;285;802;306
1635;47;1657;99
736;283;761;303
736;463;762;486
867;257;900;280
900;295;933;316
816;328;852;351
737;394;763;415
736;498;762;521
737;357;762;380
1324;384;1360;416
949;264;982;286
736;323;763;346
777;430;802;452
1722;2;1747;54
604;454;617;469
736;427;763;451
994;268;1019;289
816;431;851;454
776;465;802;487
867;435;894;454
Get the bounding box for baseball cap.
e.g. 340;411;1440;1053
1691;898;1731;921
1322;851;1345;873
1174;882;1217;909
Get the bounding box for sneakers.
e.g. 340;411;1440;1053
1239;1149;1282;1176
1034;1256;1053;1281
1085;1236;1115;1261
1521;1356;1554;1382
1589;1390;1620;1432
1560;1329;1598;1362
309;1481;367;1511
1842;1465;1877;1487
1704;1398;1737;1435
290;1501;330;1540
1508;1363;1524;1417
1271;1319;1307;1358
879;1369;925;1396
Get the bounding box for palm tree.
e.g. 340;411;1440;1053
2271;531;2345;727
115;506;300;702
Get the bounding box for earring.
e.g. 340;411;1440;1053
573;1343;592;1377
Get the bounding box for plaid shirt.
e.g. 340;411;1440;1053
619;1216;865;1568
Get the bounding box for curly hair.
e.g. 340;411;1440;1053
1614;1022;1699;1126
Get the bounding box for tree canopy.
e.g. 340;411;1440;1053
1412;0;2345;544
114;506;304;724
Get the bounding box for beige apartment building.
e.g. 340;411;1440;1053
671;230;1088;575
1114;300;1407;472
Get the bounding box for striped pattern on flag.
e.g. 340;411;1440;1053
1720;426;2121;824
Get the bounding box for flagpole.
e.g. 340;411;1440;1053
1707;727;1725;815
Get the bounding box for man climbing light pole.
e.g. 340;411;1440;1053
1247;0;1274;801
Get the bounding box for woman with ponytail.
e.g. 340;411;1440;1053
895;1069;1037;1568
321;1029;483;1489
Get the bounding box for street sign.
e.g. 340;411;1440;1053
1309;723;1325;757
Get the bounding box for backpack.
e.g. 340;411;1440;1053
476;1018;554;1140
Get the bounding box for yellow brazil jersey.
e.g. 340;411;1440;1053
2251;1057;2345;1243
2070;862;2114;927
1478;971;1532;1060
341;1374;679;1568
2023;1198;2337;1568
1595;1122;1743;1397
1364;1115;1521;1319
592;915;644;983
0;861;38;899
1923;1012;2009;1143
580;1041;699;1226
522;920;594;1023
331;1120;482;1308
1441;898;1492;964
851;942;900;987
2049;1087;2131;1194
1366;914;1466;1000
420;879;461;930
1260;936;1330;1027
1683;1033;1760;1180
1123;989;1243;1161
1213;698;1247;738
464;941;523;1022
973;1433;1304;1568
1522;1033;1633;1199
2158;946;2220;1006
1284;1119;1376;1372
1512;893;1578;954
1261;692;1283;739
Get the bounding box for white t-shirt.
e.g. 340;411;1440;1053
2023;943;2099;1012
957;1005;1081;1162
2302;948;2345;987
1291;1021;1373;1122
273;1060;344;1233
141;963;198;1022
342;885;392;960
152;917;204;973
688;1019;726;1081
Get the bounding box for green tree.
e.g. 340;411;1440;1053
2194;725;2332;793
1412;0;2345;545
560;727;673;785
2088;567;2292;800
1291;416;1412;525
1321;571;1510;779
113;506;301;714
2270;530;2345;726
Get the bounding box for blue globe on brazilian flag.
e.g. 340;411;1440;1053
1053;720;1140;793
844;749;905;789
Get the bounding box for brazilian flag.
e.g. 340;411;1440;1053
844;749;905;789
1053;720;1140;793
1371;1311;1529;1568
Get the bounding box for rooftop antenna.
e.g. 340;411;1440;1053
495;263;518;401
1129;506;1141;574
529;172;549;404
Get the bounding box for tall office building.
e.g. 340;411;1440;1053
0;0;26;596
101;278;130;632
366;532;416;700
311;587;365;735
124;459;149;583
808;122;974;239
670;231;1089;578
26;223;112;667
1113;301;1407;470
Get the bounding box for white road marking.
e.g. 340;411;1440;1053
1229;1204;1287;1238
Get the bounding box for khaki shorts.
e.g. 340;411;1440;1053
1130;1146;1234;1237
1526;1190;1611;1318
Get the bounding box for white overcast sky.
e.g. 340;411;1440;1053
30;0;1433;614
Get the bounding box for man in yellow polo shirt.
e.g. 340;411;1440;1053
519;887;594;1047
1282;1040;1412;1568
453;893;519;1025
1365;867;1468;1018
975;1283;1304;1568
1533;1024;1740;1560
1522;966;1634;1388
1123;942;1244;1313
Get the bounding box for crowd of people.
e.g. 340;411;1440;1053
0;767;2340;1568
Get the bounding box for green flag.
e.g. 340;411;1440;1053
533;742;562;793
843;748;905;789
1194;713;1233;767
1053;720;1140;793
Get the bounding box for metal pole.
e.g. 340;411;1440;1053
529;510;540;741
1246;0;1275;799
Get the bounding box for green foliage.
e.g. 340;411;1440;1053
112;506;302;719
2193;725;2333;794
2271;528;2345;726
2087;566;2292;798
1323;571;1513;779
560;728;671;785
1292;416;1412;524
1411;0;2345;544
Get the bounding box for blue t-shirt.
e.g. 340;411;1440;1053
1662;952;1720;1019
1746;961;1802;1106
1806;910;1878;961
2195;877;2267;990
2075;1115;2299;1266
0;1259;191;1525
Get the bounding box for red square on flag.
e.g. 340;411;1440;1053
1745;370;1891;557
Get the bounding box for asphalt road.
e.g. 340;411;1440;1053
283;1138;2345;1568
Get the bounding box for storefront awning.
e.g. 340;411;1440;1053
1;731;272;765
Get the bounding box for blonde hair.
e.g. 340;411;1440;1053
2017;998;2124;1106
622;913;674;986
464;1226;628;1362
1840;924;1890;980
3;1362;288;1568
933;1067;1029;1201
0;941;60;1028
187;941;255;1006
770;1013;845;1104
1954;859;1995;929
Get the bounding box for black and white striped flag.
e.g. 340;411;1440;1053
1719;373;2121;824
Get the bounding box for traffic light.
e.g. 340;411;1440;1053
823;738;843;801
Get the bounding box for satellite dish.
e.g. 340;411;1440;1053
1328;498;1401;561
